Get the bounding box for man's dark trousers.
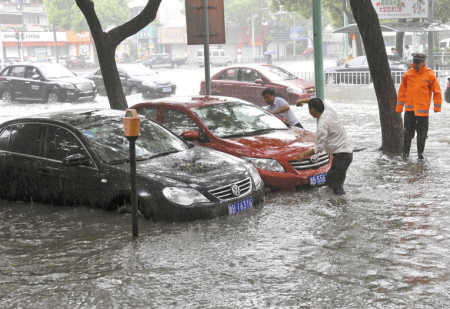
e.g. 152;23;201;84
403;111;429;158
327;152;353;195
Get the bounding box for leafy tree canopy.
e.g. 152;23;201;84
44;0;129;31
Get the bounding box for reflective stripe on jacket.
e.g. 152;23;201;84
396;64;442;116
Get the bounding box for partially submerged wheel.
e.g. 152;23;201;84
47;91;60;103
1;90;13;103
129;87;139;95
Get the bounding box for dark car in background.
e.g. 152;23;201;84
200;64;316;107
131;96;331;191
116;53;133;64
63;55;86;69
84;64;176;98
0;109;265;221
324;56;409;84
142;53;185;69
0;63;97;103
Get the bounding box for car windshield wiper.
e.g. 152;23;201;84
147;149;181;159
223;128;287;138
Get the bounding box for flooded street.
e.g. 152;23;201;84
1;63;450;308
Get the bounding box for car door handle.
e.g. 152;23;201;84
25;81;30;84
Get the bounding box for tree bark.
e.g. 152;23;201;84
349;0;403;153
75;0;162;110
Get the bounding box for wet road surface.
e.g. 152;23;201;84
1;64;450;308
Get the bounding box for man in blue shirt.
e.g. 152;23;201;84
261;88;303;128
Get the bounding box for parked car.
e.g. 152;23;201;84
200;64;316;107
196;48;232;67
116;53;133;64
0;108;264;221
142;53;185;69
324;56;409;84
84;64;176;98
0;63;97;103
80;55;95;68
130;96;331;191
64;55;86;69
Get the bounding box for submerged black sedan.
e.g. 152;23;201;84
0;109;264;221
84;64;176;98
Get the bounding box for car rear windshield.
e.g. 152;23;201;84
258;66;298;81
79;114;188;164
193;102;289;138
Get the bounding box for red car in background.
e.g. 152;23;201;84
200;64;316;107
131;96;331;191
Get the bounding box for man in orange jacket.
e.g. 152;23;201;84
396;53;442;159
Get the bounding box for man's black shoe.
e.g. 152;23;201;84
402;152;409;159
418;153;424;159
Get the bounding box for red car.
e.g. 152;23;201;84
131;96;331;191
200;64;316;107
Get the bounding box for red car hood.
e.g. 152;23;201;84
218;128;316;159
273;79;315;90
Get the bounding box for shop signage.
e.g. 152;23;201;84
371;0;429;20
157;27;187;44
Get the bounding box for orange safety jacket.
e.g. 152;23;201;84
396;64;442;116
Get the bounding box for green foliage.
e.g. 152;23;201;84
43;0;73;29
434;0;450;24
44;0;129;31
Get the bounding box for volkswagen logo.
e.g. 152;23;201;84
231;184;240;196
310;155;319;164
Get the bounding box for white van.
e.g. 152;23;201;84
439;38;450;49
196;48;232;67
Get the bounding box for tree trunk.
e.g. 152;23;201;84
52;25;59;63
76;0;161;110
349;0;403;153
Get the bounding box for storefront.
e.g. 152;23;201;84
1;31;68;61
157;27;187;59
130;24;158;61
65;31;93;56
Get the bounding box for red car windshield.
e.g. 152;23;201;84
193;102;289;138
258;66;298;81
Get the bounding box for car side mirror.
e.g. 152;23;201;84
119;72;126;77
32;74;40;80
182;130;201;141
344;63;349;68
62;153;89;167
255;79;264;84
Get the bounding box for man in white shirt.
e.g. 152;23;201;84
261;88;303;128
296;98;353;195
404;45;412;60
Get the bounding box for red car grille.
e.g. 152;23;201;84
289;154;330;170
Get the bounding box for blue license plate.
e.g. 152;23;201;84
163;87;172;93
310;94;316;98
309;173;326;186
228;197;253;214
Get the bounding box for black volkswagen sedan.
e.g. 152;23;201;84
0;109;264;222
84;64;176;98
0;63;97;103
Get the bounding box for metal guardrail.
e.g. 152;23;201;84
293;70;448;88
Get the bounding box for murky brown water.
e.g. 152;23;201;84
1;76;450;308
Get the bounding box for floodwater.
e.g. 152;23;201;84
1;64;450;308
